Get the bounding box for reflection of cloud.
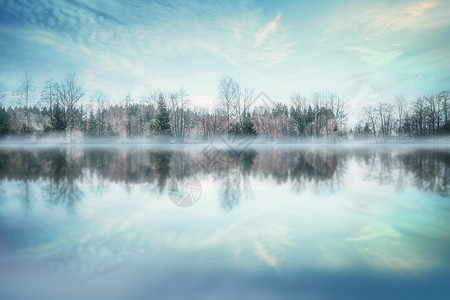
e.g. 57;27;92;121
248;223;296;271
347;222;415;271
254;241;279;270
347;222;402;242
363;248;413;271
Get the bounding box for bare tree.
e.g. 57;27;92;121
328;94;347;134
291;94;307;111
393;95;407;138
423;94;438;135
168;88;190;140
363;106;378;141
412;97;425;135
40;78;57;126
93;92;109;136
377;102;393;139
310;92;323;139
241;85;254;117
56;73;85;141
179;88;190;139
309;91;342;138
0;69;6;107
234;82;254;134
217;76;238;137
17;72;34;131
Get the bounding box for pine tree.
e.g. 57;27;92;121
52;102;66;132
0;107;9;136
152;94;171;135
87;110;98;136
241;112;256;135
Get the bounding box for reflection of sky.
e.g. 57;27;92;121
1;157;449;294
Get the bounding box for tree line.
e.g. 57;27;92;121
355;92;450;140
0;72;449;142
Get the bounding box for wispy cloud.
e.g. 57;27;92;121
313;0;450;106
329;0;448;41
0;0;448;106
383;0;440;31
346;47;403;66
255;13;282;47
367;0;442;35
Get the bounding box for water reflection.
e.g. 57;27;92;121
1;145;450;299
150;151;172;192
0;146;449;213
350;147;450;197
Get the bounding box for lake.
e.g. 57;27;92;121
0;144;449;299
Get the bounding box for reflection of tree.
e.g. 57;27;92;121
303;149;337;179
289;148;343;192
0;151;8;210
355;148;450;197
45;179;83;213
22;180;31;215
43;148;83;213
0;148;84;213
250;148;344;192
211;147;343;210
1;146;448;215
170;150;197;179
206;149;257;212
219;168;241;211
357;148;394;186
150;151;172;193
22;151;31;215
402;150;450;197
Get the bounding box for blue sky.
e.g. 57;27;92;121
0;0;449;112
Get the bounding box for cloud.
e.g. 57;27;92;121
382;0;440;32
0;0;296;99
255;13;282;47
346;47;403;66
65;0;124;25
325;0;449;42
1;0;447;106
361;0;442;37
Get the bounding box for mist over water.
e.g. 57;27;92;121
0;145;449;299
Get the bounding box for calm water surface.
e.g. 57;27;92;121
0;145;449;299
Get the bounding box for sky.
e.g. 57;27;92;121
0;0;449;115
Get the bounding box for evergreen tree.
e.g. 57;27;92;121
241;112;256;135
306;106;314;136
152;94;171;135
52;102;66;132
0;107;9;136
87;110;98;136
363;122;371;136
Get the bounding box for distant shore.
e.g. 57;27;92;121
1;134;449;147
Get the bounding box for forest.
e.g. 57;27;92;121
0;72;449;142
